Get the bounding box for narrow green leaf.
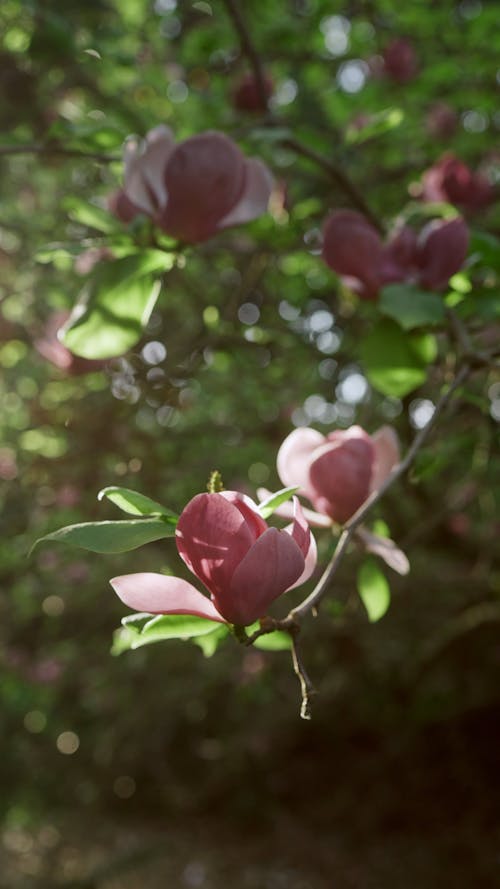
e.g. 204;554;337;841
191;625;229;657
98;486;178;523
258;486;299;519
357;558;391;622
379;284;446;330
61;253;174;359
345;107;404;145
31;518;174;555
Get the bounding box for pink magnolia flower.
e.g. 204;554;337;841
276;425;400;525
232;72;273;113
322;209;469;300
109;126;274;243
420;153;494;212
382;38;418;84
111;491;316;627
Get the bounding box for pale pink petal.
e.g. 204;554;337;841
285;526;317;589
370;425;400;492
309;437;375;523
110;573;225;621
217;158;273;229
220;528;305;625
277;427;325;495
288;496;310;558
124;125;174;214
175;493;254;599
326;425;373;446
158;131;246;242
107;189;143;224
256;488;332;527
356;528;410;576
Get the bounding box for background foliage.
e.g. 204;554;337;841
1;0;499;885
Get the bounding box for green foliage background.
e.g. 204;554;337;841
0;0;499;885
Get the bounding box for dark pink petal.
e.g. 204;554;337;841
421;154;494;211
232;72;273;112
382;225;419;283
110;573;225;621
322;210;385;300
175;493;254;598
216;158;273;230
370;425;400;492
383;38;418;83
107;189;143;224
277;427;325;496
123;125;173;214
219;528;305;625
159;132;246;242
220;490;268;539
416;217;469;291
309;436;375;523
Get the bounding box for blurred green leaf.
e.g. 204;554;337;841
379;284;446;330
61;252;173;359
345;108;404;145
258;486;299;519
64;198;121;234
32;518;174;554
98;486;178;522
360;320;436;397
357;559;391;622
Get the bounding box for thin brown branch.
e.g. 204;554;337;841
290;629;316;720
221;0;270;111
280;136;384;232
0;144;120;163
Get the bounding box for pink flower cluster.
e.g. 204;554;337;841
322;210;469;300
421;153;494;213
109;126;273;244
111;491;316;627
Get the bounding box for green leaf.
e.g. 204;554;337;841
253;631;292;651
31;518;174;555
191;625;230;657
61;252;174;359
357;559;391;622
345;107;404;145
360;320;436;397
258;486;299;519
379;284;446;330
64;198;121;234
98;486;178;523
111;612;228;655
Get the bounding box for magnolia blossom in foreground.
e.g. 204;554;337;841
259;425;409;575
109;126;274;243
420;153;494;212
322;209;469;300
111;491;316;627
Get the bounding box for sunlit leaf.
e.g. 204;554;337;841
357;559;391;622
360;320;436;397
61;252;173;359
31;518;174;555
379;284;446;330
98;486;178;522
258;486;299;519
